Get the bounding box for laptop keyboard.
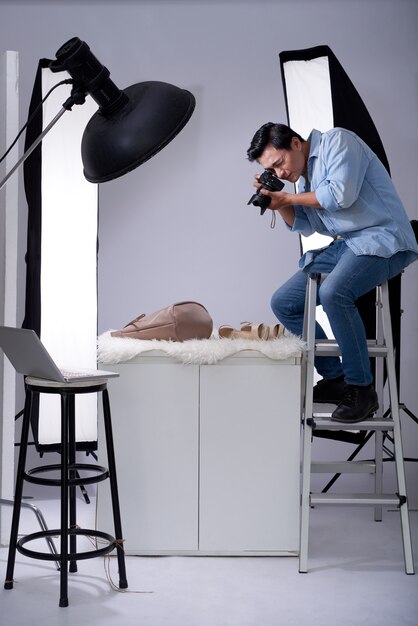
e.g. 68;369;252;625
60;368;98;379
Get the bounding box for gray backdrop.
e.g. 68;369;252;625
1;0;417;501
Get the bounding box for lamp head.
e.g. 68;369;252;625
50;37;195;183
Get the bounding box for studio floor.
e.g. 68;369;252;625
1;492;417;626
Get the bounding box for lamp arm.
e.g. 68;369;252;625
0;107;68;193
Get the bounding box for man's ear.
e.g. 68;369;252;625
291;136;302;151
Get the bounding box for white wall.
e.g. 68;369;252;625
1;0;417;501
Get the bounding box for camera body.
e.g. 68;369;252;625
247;169;284;215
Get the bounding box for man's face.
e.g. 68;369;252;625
258;137;306;183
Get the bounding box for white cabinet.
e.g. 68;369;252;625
199;358;301;553
98;357;199;552
97;351;301;555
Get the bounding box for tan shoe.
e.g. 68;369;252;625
267;323;285;339
218;323;268;340
240;322;270;340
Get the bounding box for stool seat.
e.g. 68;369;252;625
4;375;128;607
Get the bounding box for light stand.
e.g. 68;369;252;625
0;108;68;192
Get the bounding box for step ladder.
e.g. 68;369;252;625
299;273;415;574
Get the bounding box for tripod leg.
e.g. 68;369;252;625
4;390;33;590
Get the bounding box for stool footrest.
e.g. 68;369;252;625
24;463;109;486
17;528;120;562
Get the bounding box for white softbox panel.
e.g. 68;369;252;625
281;53;334;255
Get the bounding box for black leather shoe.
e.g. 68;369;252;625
313;375;346;404
331;384;379;423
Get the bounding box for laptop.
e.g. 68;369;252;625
0;326;119;383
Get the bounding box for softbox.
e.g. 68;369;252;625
23;60;99;452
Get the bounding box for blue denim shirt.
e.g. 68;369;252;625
291;128;418;262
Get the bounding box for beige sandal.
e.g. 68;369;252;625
218;322;284;340
267;323;285;339
218;323;268;340
240;322;285;339
240;322;270;340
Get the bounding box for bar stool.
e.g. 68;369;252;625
4;376;128;607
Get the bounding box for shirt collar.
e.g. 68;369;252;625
307;129;322;158
306;129;322;180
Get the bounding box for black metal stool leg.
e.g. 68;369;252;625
4;390;34;590
102;388;128;589
68;393;78;573
59;393;69;608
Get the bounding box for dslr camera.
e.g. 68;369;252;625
247;169;284;215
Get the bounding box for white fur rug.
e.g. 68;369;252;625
97;330;305;365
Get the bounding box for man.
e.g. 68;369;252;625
247;123;418;423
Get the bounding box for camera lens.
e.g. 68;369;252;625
252;192;271;209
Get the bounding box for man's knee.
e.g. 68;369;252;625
271;286;304;319
319;279;354;313
271;288;285;317
318;281;331;311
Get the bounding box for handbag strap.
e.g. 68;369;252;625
123;313;146;329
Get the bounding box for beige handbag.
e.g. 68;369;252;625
111;301;213;341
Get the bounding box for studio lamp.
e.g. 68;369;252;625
50;37;195;182
1;36;195;190
0;37;196;451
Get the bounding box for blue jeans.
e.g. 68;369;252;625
271;240;411;386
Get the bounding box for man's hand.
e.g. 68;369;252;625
252;176;294;225
252;175;291;209
254;176;321;210
253;175;321;226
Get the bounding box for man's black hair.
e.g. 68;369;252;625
247;122;305;162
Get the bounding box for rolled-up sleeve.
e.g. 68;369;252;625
314;130;371;211
288;206;315;236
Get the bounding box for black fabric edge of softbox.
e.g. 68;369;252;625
21;59;51;451
22;59;51;337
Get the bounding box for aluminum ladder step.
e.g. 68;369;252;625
314;339;388;357
310;493;405;507
308;417;395;431
311;461;376;474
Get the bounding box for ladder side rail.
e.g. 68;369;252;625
299;273;319;573
374;284;385;521
380;282;415;574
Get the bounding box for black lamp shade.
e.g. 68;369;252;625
81;81;195;183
